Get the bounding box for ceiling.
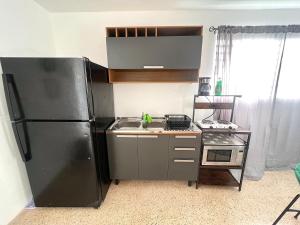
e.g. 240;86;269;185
34;0;300;12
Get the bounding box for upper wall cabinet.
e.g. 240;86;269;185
106;26;203;70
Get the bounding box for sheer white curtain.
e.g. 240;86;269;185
266;31;300;169
230;32;285;180
214;26;300;180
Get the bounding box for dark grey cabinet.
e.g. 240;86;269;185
106;134;139;179
138;135;169;179
106;36;202;69
106;133;201;181
168;135;201;181
168;159;199;180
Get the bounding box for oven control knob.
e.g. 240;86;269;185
209;126;213;129
229;126;232;129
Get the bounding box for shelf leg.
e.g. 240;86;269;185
238;133;252;192
188;181;192;187
114;179;120;185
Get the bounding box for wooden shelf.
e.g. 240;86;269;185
108;69;199;83
106;26;203;38
198;168;240;187
200;127;251;135
195;95;242;97
194;102;234;109
157;26;202;36
199;165;243;169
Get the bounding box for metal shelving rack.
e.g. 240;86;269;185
192;94;242;123
192;95;251;191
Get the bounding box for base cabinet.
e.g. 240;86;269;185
138;135;169;179
107;133;201;181
167;135;201;180
168;159;199;180
107;134;139;179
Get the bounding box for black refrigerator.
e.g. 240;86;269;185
1;57;115;207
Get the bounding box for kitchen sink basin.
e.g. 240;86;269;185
108;117;201;134
113;121;141;129
111;118;167;131
145;121;165;129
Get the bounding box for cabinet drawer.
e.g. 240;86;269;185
167;158;199;180
169;135;200;148
169;146;200;158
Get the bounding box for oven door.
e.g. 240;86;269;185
202;145;244;166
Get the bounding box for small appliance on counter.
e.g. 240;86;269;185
201;133;245;166
197;119;239;130
198;77;211;96
165;114;191;130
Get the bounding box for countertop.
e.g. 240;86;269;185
106;118;201;135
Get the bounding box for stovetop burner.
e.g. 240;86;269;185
202;119;214;124
217;120;231;125
197;120;239;129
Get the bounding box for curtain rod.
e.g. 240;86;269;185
209;26;218;34
209;25;300;34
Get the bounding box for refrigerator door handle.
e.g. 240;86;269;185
83;57;95;120
3;74;25;120
12;122;32;162
84;132;94;160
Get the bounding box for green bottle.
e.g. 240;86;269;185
215;78;222;96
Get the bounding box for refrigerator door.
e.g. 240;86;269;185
94;128;111;200
89;62;115;120
24;121;100;207
1;58;92;121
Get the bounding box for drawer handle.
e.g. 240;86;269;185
138;135;158;138
175;136;196;139
174;147;195;151
143;65;164;69
174;159;195;163
116;135;137;138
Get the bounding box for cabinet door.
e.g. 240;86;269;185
106;134;138;179
138;135;169;179
106;36;202;69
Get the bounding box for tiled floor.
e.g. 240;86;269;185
10;171;300;225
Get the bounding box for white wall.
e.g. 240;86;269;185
0;0;55;224
50;9;300;118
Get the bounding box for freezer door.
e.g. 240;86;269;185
1;58;91;120
24;121;100;207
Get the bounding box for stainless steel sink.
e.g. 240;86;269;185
111;118;166;130
113;121;141;129
108;117;201;134
145;121;165;129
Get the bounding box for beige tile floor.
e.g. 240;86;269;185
10;170;300;225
